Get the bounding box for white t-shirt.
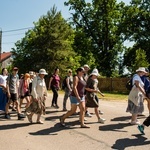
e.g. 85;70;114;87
0;75;8;87
132;74;144;88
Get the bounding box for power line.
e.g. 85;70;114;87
2;27;33;33
3;32;26;37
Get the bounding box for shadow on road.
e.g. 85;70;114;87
0;123;31;130
99;122;130;132
111;134;150;150
29;120;80;136
111;115;146;122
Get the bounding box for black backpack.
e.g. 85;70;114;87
126;74;137;91
62;76;67;90
126;78;133;91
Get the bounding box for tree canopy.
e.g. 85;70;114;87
12;6;78;76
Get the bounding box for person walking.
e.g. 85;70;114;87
5;67;25;120
140;68;150;115
0;68;8;112
83;64;93;118
60;67;90;128
19;73;31;110
62;69;73;111
126;67;147;125
137;115;150;135
85;69;106;123
26;69;48;124
49;67;60;108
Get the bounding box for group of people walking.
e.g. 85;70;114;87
2;65;150;133
0;67;48;124
0;64;105;128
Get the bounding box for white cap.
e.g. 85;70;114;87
83;64;90;69
39;69;48;75
136;67;147;73
90;69;100;76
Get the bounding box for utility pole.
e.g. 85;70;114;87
0;28;2;68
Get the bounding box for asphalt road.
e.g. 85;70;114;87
0;93;150;150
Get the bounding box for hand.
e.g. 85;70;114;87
44;96;47;100
101;93;104;97
34;98;38;102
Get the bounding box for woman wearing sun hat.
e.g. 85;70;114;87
26;69;48;124
126;67;147;125
85;68;106;123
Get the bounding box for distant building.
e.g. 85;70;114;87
0;52;13;68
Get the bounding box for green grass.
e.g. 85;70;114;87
98;92;128;101
48;90;128;101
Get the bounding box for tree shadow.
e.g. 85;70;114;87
29;120;80;136
111;134;150;150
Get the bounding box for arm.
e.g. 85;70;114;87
85;87;104;97
135;80;146;97
48;76;53;90
66;77;72;91
73;76;80;102
31;77;38;100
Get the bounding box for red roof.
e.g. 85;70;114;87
0;52;12;62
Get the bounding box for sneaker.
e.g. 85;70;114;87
138;125;145;134
84;117;88;121
98;118;106;124
130;120;140;125
99;110;104;115
55;105;59;109
36;120;44;124
5;114;11;119
59;117;65;127
85;111;92;117
18;113;26;120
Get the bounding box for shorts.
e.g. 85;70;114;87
20;91;30;99
70;96;85;105
7;93;18;102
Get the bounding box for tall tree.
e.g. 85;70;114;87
65;0;125;77
12;6;78;75
123;0;150;69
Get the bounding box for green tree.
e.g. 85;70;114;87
122;0;150;69
65;0;126;77
124;48;149;73
12;6;79;76
132;48;149;71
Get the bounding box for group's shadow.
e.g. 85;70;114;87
99;122;130;132
111;116;131;122
29;120;80;136
111;115;146;122
45;113;79;122
0;122;31;130
111;134;150;150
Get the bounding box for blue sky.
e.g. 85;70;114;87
0;0;131;53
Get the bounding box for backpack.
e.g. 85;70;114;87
126;74;137;91
126;78;133;91
62;76;67;90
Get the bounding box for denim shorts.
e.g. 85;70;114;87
70;96;85;105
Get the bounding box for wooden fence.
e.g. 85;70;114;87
97;77;129;93
46;77;130;93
